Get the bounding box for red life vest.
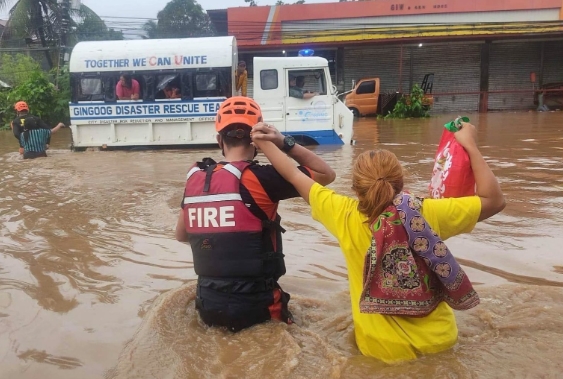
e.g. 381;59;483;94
183;159;286;285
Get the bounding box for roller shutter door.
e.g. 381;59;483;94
543;40;563;84
344;45;405;93
410;43;481;113
488;42;541;111
344;43;480;113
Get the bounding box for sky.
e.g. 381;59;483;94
0;0;336;20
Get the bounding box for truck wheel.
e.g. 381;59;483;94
350;108;360;118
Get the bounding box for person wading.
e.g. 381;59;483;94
175;96;335;332
251;121;505;362
11;101;65;159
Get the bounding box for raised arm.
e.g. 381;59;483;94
50;122;65;133
252;132;316;203
252;123;335;186
455;122;506;221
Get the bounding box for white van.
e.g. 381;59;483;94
68;36;352;149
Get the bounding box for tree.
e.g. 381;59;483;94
0;0;106;68
0;59;70;129
0;53;41;87
151;0;214;39
74;14;124;42
244;0;257;5
142;20;159;39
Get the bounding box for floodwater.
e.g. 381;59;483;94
1;112;563;379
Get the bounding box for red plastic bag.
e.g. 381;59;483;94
429;129;476;199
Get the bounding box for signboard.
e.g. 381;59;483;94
82;55;209;71
69;37;236;73
70;100;223;124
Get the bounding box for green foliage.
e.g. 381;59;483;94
0;54;41;87
53;68;71;125
276;0;306;4
1;1;118;69
142;20;159;39
7;72;56;120
0;60;70;130
144;0;215;39
244;0;258;5
385;84;430;119
74;14;125;42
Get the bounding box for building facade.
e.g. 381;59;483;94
209;0;563;112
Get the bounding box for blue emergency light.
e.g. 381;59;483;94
298;49;315;57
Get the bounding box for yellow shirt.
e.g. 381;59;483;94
309;183;481;362
235;70;248;97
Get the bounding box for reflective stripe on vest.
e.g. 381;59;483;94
183;162;262;234
183;193;242;205
183;160;286;281
187;163;242;181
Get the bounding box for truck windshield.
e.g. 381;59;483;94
287;69;327;96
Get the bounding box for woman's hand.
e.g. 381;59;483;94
454;122;505;221
454;122;478;152
251;122;285;149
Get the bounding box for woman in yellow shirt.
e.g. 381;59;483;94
250;122;505;363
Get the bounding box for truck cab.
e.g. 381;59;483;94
345;74;435;117
253;57;353;146
344;78;381;117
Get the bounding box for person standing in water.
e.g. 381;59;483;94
250;122;505;362
175;96;335;332
11;101;65;159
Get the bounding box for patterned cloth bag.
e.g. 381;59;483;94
359;193;479;316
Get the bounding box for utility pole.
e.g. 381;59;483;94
56;0;72;88
59;0;71;67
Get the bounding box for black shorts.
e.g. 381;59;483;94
23;151;47;159
195;279;292;333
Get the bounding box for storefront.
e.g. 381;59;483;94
209;0;563;112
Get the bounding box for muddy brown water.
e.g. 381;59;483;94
1;112;563;379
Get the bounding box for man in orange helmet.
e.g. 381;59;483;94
11;101;64;159
175;96;335;332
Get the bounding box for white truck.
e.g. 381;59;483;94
68;36;352;150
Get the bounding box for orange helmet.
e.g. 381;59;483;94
215;96;262;133
14;101;29;112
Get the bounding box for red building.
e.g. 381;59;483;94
209;0;563;112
